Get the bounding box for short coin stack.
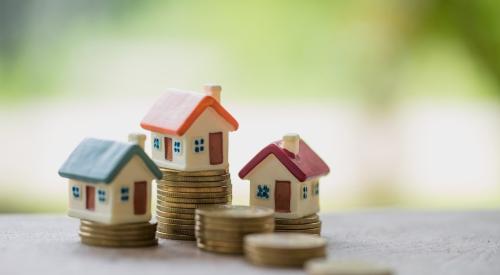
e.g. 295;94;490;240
156;167;232;241
195;205;274;254
79;220;157;247
244;233;327;267
275;214;322;235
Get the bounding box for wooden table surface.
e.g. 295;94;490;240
1;210;499;275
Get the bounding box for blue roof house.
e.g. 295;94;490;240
59;135;162;224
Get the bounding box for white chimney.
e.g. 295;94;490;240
128;133;146;150
204;84;221;102
281;133;300;156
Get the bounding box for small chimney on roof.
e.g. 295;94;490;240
128;133;146;150
204;84;221;102
281;133;300;156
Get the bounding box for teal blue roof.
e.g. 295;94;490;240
58;138;162;183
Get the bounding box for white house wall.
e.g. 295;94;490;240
296;177;320;218
67;179;112;223
150;107;232;171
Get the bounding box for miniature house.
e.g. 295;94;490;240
140;85;239;171
58;135;162;224
239;134;330;219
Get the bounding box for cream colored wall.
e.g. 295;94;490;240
67;179;112;223
110;155;153;224
67;155;154;225
149;107;232;171
150;132;187;170
296;177;320;218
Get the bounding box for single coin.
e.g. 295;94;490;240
244;233;327;251
157;189;229;198
275;227;321;235
157;200;229;209
156;209;195;220
245;252;325;267
156;231;196;241
305;259;394;275
197;241;243;254
195;205;274;220
157;227;195;236
195;229;247;241
244;245;327;258
157;222;195;231
80;236;158;247
79;226;156;236
156;205;196;214
159;168;228;176
275;214;320;225
195;215;274;225
80;220;156;230
275;221;322;230
197;238;243;247
157;194;231;204
160;174;230;182
157;180;231;188
79;231;156;241
156;216;195;225
157;185;232;193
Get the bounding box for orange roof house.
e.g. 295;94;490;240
140;85;239;171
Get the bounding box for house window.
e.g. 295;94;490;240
173;140;182;155
153;136;161;150
256;184;270;199
120;187;129;202
72;186;80;199
313;182;319;196
302;185;308;199
98;189;106;203
193;137;205;153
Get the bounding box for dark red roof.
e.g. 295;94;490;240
238;139;330;182
141;89;239;136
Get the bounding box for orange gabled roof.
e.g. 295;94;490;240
140;89;239;136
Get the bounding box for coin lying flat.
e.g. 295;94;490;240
275;214;320;225
159;168;228;177
157;194;231;204
275;227;321;235
156;205;196;214
275;221;322;230
80;235;158;247
157;200;229;209
156;216;195;225
197;241;244;254
196;205;274;219
157;180;231;188
305;259;393;275
157;185;232;193
245;233;327;251
156;209;195;220
80;220;156;230
160;174;230;182
156;231;196;241
158;189;229;199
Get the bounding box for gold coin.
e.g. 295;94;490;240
156;209;195;220
156;216;195;225
79;231;156;241
195;215;273;226
275;221;322;230
156;231;196;241
160;174;230;182
157;194;231;204
195;229;246;241
157;189;229;198
157;200;229;209
305;260;394;275
159;168;228;176
156;227;195;236
157;185;232;193
80;220;156;230
157;179;231;188
197;238;243;248
275;214;320;225
195;224;274;233
195;205;274;220
244;233;326;252
275;227;321;235
245;252;325;267
79;226;156;236
196;241;243;254
157;222;194;231
80;235;158;247
244;245;327;258
156;205;196;214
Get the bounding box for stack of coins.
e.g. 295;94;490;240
156;167;232;241
244;233;327;267
79;220;157;247
195;205;274;254
275;214;322;235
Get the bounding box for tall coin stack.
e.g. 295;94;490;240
274;214;322;235
79;220;158;247
195;205;274;254
156;167;232;241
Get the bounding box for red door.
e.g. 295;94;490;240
275;181;291;212
134;181;147;215
209;132;223;165
86;186;95;211
164;137;172;161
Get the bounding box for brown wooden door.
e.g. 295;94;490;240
134;181;147;215
209;132;223;165
86;186;95;211
164;137;172;161
275;181;291;212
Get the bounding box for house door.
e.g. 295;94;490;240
134;181;147;215
164;137;172;161
209;132;223;165
85;186;95;211
275;181;291;212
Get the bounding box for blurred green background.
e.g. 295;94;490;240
1;0;499;213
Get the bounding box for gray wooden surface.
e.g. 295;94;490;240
1;211;499;275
